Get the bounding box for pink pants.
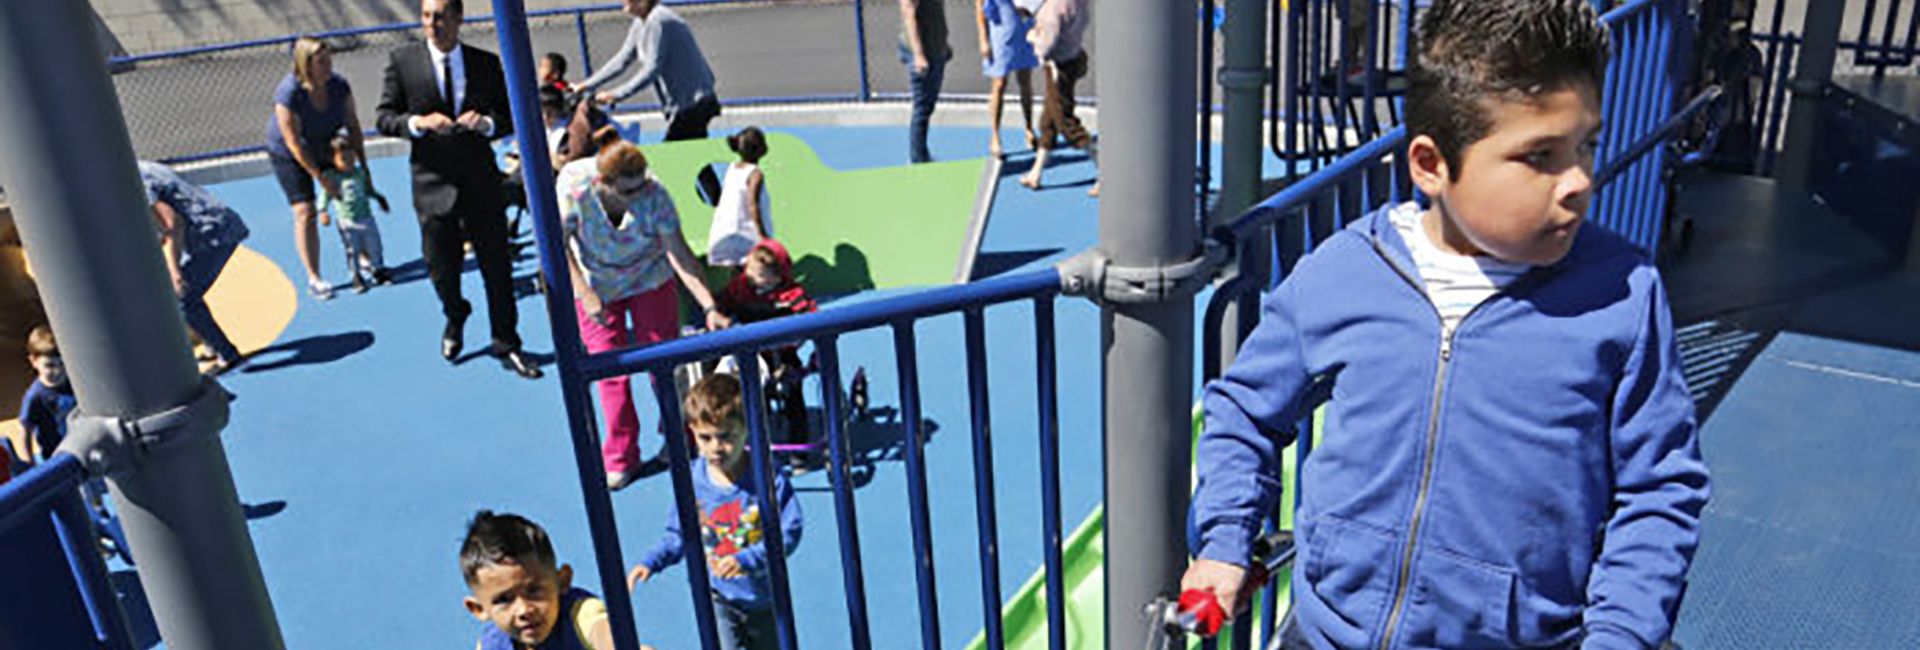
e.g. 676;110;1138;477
575;283;680;474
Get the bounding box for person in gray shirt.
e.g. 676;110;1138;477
580;0;724;201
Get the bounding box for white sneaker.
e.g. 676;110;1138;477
607;470;634;492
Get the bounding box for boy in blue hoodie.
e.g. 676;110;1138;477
1183;1;1710;648
627;372;802;650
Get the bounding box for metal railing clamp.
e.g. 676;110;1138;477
57;376;232;478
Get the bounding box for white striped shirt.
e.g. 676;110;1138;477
1389;202;1532;335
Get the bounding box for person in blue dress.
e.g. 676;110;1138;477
975;0;1039;158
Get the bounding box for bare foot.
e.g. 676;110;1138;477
989;138;1003;159
1019;174;1041;190
1087;182;1100;198
1025;130;1039;150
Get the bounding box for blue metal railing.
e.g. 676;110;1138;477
0;454;135;650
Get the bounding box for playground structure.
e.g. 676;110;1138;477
4;0;1920;648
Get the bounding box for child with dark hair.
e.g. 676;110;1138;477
319;132;392;292
461;510;644;650
628;373;802;650
539;52;571;93
707;127;773;270
1184;1;1709;648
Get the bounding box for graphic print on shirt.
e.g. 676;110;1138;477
701;496;762;559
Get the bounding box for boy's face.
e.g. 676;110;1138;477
691;420;746;468
1412;83;1601;267
331;148;354;172
744;258;780;293
464;560;572;647
537;58;556;82
29;353;65;388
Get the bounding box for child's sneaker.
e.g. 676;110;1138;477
308;278;334;301
849;368;869;415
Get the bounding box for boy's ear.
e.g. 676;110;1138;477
1407;134;1452;199
463;594;488;621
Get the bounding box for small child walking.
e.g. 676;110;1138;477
628;373;802;650
706;127;774;271
318;132;391;293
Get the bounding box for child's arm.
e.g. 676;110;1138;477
361;166;390;213
1583;276;1710;650
628;504;687;588
733;473;803;577
745;167;767;240
1185;279;1317;612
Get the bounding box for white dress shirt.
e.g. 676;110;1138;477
408;43;495;138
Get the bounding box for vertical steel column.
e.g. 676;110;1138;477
1032;298;1066;650
892;322;944;649
734;352;800;650
0;1;286;647
650;372;726;650
1214;0;1271;368
575;10;594;77
487;2;643;648
1097;0;1199;645
1777;0;1846;191
853;0;874;101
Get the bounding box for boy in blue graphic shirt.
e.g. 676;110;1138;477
628;372;803;650
462;510;648;650
1184;1;1710;649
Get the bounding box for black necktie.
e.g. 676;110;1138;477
441;54;456;111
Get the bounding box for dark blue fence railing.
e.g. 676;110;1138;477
0;454;134;650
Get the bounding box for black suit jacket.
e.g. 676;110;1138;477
376;41;515;222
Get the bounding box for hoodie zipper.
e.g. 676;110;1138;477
1369;234;1481;650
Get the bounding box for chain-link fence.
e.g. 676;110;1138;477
108;0;1119;163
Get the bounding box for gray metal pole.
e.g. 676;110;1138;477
1776;0;1845;191
1098;0;1197;645
0;1;285;648
1213;0;1270;370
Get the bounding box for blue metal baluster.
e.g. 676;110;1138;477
815;337;875;650
575;9;592;77
488;2;641;647
1755;1;1789;167
651;370;725;650
852;0;873;101
1033;298;1066;650
1200;0;1217;221
964;308;1008;650
50;490;133;650
893;321;944;650
1631;13;1661;245
735;352;801;650
1878;0;1904;75
1859;0;1884;72
1762;37;1797;176
1901;0;1920;68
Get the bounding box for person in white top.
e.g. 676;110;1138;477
707;127;774;269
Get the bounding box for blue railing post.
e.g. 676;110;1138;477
486;1;644;648
891;321;945;650
963;308;1007;650
814;337;875;650
576;9;594;77
651;371;727;650
852;0;873;102
1032;297;1066;650
50;490;135;650
735;351;802;650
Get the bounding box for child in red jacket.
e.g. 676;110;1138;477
714;239;816;445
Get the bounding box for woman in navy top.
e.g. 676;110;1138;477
267;36;377;300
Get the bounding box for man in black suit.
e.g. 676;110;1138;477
377;0;541;379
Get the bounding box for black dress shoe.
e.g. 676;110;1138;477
501;349;543;379
442;318;465;362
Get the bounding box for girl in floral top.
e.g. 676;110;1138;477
558;133;731;490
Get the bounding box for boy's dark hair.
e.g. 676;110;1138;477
329;132;354;160
542;52;567;77
727;126;768;161
26;325;56;358
1407;0;1610;174
538;85;568;114
459;510;558;585
684;372;745;431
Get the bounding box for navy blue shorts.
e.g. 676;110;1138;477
268;151;316;205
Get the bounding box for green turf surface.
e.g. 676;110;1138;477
638;132;986;295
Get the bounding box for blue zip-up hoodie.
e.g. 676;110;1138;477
1193;204;1710;650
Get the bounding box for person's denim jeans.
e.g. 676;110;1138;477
179;242;241;362
712;598;779;650
903;49;948;164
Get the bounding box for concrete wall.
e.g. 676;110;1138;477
90;0;596;55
